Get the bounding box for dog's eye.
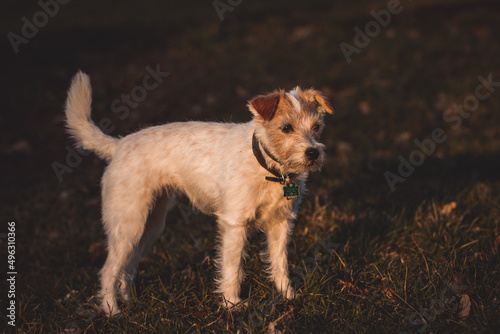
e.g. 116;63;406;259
312;123;321;132
282;124;294;133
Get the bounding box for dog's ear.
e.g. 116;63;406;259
313;93;334;115
248;92;281;121
302;89;334;115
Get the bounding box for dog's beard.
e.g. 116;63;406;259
282;152;325;174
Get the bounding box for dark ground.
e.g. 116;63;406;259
1;0;500;333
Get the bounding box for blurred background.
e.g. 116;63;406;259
2;0;500;196
1;0;499;332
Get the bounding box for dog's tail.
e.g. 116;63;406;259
65;71;118;162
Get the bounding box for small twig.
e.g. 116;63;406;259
332;249;346;269
459;239;479;250
411;237;430;281
268;308;293;333
404;262;408;302
390;288;428;328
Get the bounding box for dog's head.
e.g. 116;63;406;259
248;87;334;175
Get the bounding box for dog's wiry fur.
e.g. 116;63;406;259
64;71;333;316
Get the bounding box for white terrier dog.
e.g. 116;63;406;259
65;71;333;316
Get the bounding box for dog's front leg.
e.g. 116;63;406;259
216;223;247;307
265;220;294;300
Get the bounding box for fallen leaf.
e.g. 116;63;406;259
8;140;32;154
395;131;412;144
381;287;394;300
440;202;457;216
459;294;471;319
289;26;313;42
358;101;371;115
339;280;363;294
448;273;467;295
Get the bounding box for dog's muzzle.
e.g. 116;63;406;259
305;147;320;161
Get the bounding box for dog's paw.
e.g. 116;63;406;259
283;286;295;300
100;296;122;317
102;304;122;317
221;296;248;311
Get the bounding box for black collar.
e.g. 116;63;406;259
252;132;295;183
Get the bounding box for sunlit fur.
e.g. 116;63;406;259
65;72;333;316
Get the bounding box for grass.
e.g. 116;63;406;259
2;0;500;332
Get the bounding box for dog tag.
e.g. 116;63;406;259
283;182;300;200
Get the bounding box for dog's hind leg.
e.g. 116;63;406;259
118;191;176;302
98;174;159;316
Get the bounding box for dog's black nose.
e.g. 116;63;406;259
305;148;319;161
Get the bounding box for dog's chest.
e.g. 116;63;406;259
245;179;303;226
